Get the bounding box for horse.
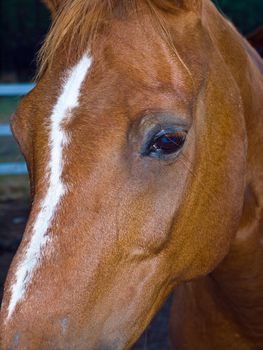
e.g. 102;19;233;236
1;0;263;348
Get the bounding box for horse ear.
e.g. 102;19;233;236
43;0;65;17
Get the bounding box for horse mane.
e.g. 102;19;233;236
37;0;187;79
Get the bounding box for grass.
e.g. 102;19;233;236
0;97;21;124
0;137;23;163
0;175;30;201
0;96;29;201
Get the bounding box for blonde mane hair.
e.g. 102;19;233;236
38;0;191;79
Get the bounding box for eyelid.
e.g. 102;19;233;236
152;127;186;141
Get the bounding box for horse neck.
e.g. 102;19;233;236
203;1;263;189
202;0;263;340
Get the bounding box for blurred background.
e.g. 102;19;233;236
0;0;262;348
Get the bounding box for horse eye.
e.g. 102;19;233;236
144;128;187;158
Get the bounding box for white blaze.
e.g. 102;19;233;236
7;54;92;320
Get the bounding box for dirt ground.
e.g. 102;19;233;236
0;199;172;349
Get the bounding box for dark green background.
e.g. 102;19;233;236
0;0;262;81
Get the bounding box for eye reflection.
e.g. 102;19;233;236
143;128;187;158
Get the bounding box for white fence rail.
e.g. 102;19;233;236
0;84;34;175
0;83;35;96
0;124;12;136
0;162;27;175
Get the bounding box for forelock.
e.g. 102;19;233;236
37;0;184;79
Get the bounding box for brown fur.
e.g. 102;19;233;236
38;0;200;78
1;0;263;349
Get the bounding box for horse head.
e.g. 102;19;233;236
0;0;248;349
